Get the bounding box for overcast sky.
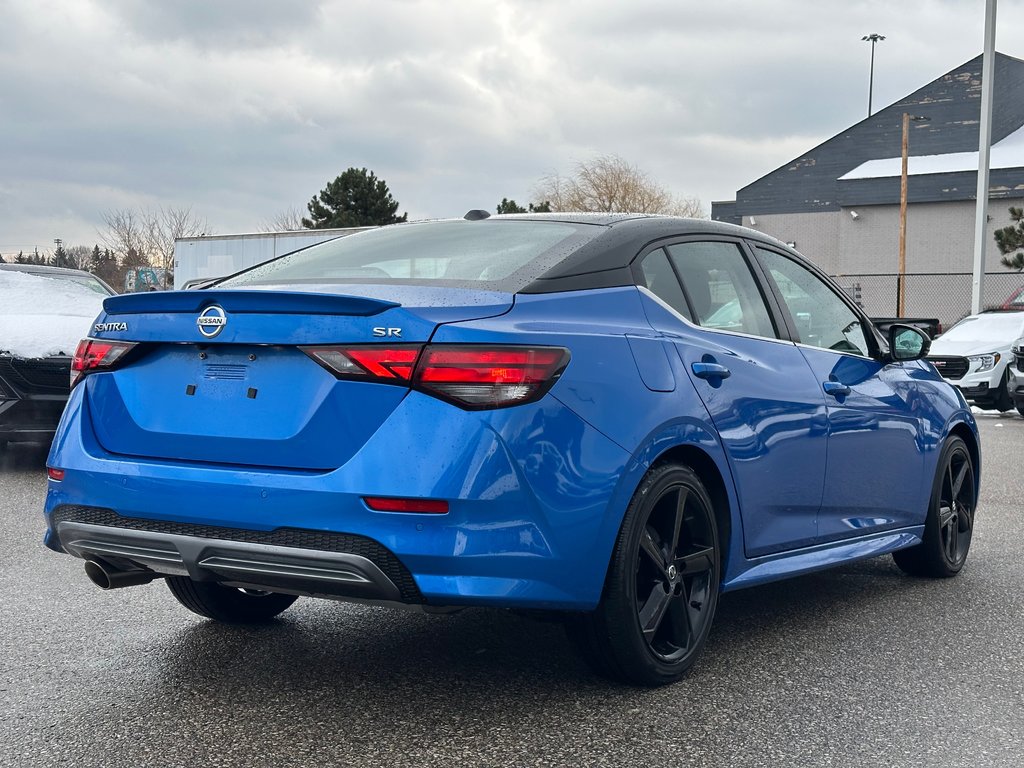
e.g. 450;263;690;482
1;0;1020;254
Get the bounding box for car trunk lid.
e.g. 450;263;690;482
84;286;512;470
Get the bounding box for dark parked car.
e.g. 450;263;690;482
44;215;979;686
0;264;113;447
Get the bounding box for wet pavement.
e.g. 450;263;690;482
2;415;1022;767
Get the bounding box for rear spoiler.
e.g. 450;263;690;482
102;290;399;317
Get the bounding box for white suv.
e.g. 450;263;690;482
927;311;1024;412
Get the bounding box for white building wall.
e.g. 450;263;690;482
742;199;1024;325
172;228;368;289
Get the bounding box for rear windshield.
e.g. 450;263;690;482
219;219;602;291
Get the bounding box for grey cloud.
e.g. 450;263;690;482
0;0;1019;251
100;0;324;49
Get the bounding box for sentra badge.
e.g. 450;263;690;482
197;305;227;338
94;322;128;333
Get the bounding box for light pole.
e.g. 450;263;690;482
53;238;62;267
862;33;885;118
898;113;930;316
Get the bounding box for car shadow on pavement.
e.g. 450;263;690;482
146;553;925;696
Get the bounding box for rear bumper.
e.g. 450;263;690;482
51;505;420;604
44;385;634;610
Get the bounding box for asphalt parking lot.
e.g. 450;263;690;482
1;414;1022;768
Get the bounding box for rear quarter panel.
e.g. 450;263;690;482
431;287;745;587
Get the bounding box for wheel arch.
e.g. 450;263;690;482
947;420;981;506
650;443;734;581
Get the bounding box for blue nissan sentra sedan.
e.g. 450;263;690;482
44;213;979;686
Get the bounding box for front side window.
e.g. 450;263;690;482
755;247;870;356
665;241;778;340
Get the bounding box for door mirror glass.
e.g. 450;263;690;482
889;325;931;361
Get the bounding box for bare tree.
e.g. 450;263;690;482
147;206;209;281
259;206;306;232
100;206;209;287
63;245;93;271
99;208;150;268
534;155;705;217
668;196;706;218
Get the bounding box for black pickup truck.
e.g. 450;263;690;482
871;317;942;339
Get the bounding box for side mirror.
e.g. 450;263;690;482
887;324;931;362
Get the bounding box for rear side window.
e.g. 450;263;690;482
220;220;600;290
665;241;778;340
638;249;693;321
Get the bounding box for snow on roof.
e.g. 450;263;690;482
838;124;1024;180
0;270;105;358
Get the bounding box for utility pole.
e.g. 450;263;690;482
972;0;997;314
898;114;930;316
862;33;886;118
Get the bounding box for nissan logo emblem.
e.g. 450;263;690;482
197;305;227;338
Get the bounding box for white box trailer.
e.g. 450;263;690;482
172;227;369;289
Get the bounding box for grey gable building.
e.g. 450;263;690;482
712;52;1024;323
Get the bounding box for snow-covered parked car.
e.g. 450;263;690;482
0;264;112;447
927;310;1024;412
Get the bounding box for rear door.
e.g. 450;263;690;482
637;239;829;557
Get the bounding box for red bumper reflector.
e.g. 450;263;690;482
47;467;65;481
363;496;449;514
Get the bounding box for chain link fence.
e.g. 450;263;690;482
832;272;1024;329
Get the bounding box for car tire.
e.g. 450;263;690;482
566;463;720;686
165;577;298;623
892;436;976;578
994;369;1014;412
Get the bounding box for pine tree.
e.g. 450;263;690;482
496;198;553;214
995;206;1024;271
302;168;407;228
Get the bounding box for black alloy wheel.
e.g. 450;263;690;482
567;463;720;686
893;436;976;577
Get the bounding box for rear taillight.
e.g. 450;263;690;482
301;344;569;410
416;345;569;409
70;339;138;388
303;345;422;382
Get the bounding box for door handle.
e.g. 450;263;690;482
823;381;851;397
691;362;731;380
